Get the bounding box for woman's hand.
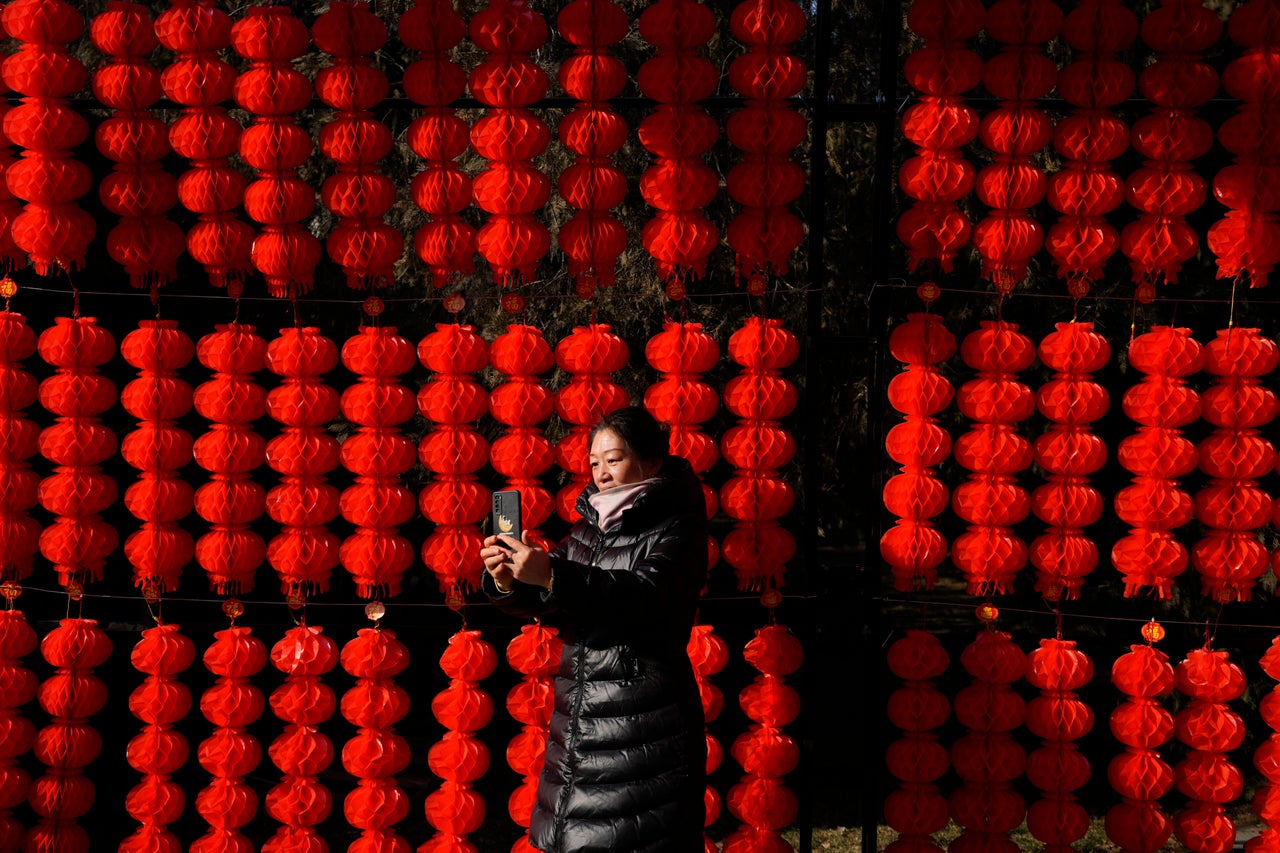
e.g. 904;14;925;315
480;533;553;591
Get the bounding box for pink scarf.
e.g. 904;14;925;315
588;478;659;531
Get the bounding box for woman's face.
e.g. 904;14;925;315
589;428;650;491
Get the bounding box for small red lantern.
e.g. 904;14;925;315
232;6;320;297
341;627;412;850
155;0;253;287
490;325;557;545
505;624;563;835
0;609;37;850
554;324;629;521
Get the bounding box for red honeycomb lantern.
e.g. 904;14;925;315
120;320;196;594
401;0;474;286
1195;328;1277;602
1173;648;1247;853
884;630;950;853
119;624;195;853
191;627;268;853
424;629;496;849
469;0;551;287
689;623;731;850
638;0;721;284
340;326;418;599
37;317;118;589
896;0;985;273
490;325;557;545
1031;322;1110;600
263;625;339;852
882;313;955;592
418;323;490;594
721;317;799;592
0;14;25;271
193;324;269;595
232;6;320;298
314;1;402;290
1113;326;1203;598
155;0;253;287
1251;636;1280;853
557;0;629;293
1106;642;1175;853
341;627;412;851
1046;0;1136;291
1120;0;1220;288
505;624;563;838
1025;638;1094;852
554;324;629;522
265;328;342;597
724;624;803;852
0;311;40;582
23;618;112;853
1;0;95;275
0;609;37;851
951;321;1035;595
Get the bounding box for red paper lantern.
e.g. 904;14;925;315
1024;638;1093;849
120;320;195;594
0;14;25;272
721;318;799;591
402;0;474;286
724;624;802;850
554;324;629;522
418;323;490;594
155;0;252;287
468;0;551;286
118;624;194;853
970;0;1058;291
884;631;949;853
23;618;111;853
341;627;412;851
423;629;495;848
340;326;417;599
314;1;402;290
0;608;36;849
1173;648;1246;853
1114;326;1202;598
490;325;557;545
1030;322;1110;599
1106;642;1175;853
265;328;342;597
1120;0;1220;287
689;623;730;845
951;321;1034;594
1252;636;1280;853
505;624;563;835
0;312;39;582
637;0;721;284
264;625;338;852
192;324;269;595
37;316;118;589
232;6;320;298
882;313;955;592
556;0;629;293
896;0;985;272
191;626;267;853
1;0;95;275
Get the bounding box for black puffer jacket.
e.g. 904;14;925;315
485;456;708;852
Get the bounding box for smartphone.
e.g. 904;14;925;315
492;489;522;549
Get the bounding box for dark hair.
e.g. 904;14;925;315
589;406;668;462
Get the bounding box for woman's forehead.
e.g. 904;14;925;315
590;429;628;454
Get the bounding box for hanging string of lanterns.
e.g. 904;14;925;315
1113;327;1202;598
1254;637;1280;851
192;324;269;596
883;630;951;853
1030;322;1109;600
417;323;490;595
0;310;39;582
1024;637;1094;852
688;623;730;853
881;313;954;593
339;326;418;599
504;623;562;849
154;0;252;289
120;320;195;595
0;608;36;852
90;1;184;292
314;1;402;291
0;15;23;271
401;0;474;287
1193;328;1277;602
37;316;118;590
340;626;413;851
556;0;629;295
190;625;268;853
1045;0;1135;292
119;624;195;853
489;324;557;546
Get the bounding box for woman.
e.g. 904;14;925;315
481;406;708;853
